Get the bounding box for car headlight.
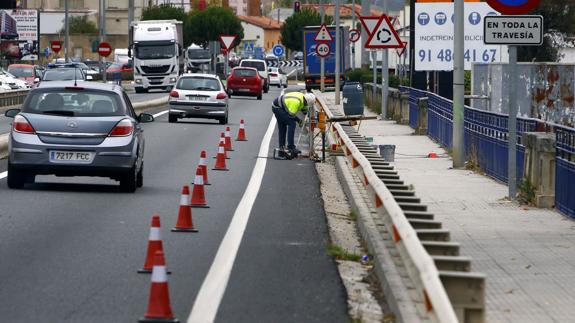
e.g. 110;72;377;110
135;79;142;84
170;77;177;82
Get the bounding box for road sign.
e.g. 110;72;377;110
50;41;62;53
359;16;380;37
365;15;404;49
244;42;254;52
484;15;543;45
396;42;408;56
315;43;330;58
272;44;285;57
486;0;540;15
97;42;112;57
314;24;333;42
349;29;360;43
219;35;237;50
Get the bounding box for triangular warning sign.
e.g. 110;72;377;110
359;16;380;36
220;35;237;50
314;24;333;42
365;15;403;49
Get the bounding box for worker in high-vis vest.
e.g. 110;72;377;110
271;92;316;154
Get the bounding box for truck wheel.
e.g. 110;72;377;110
135;87;144;94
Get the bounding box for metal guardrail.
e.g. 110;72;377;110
314;91;462;323
0;89;29;108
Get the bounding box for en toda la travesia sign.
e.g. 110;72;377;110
484;15;543;45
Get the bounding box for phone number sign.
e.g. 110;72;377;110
415;2;508;71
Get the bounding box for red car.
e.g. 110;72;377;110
8;64;41;85
106;62;133;74
226;67;263;100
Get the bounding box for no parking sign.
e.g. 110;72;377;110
486;0;540;15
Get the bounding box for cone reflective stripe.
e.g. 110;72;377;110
224;127;233;151
236;119;247;141
194;150;210;185
191;166;210;208
139;251;178;323
172;185;198;232
139;214;166;274
213;142;229;171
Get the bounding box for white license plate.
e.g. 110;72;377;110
238;89;251;92
49;151;95;163
187;96;207;101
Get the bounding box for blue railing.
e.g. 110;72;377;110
406;87;427;129
556;126;575;219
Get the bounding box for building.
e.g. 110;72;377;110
238;15;281;53
229;0;247;16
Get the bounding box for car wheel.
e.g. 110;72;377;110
264;85;269;93
7;163;25;189
136;162;144;188
257;94;262;100
120;164;138;193
168;114;178;123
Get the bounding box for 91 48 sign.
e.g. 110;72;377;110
418;48;498;64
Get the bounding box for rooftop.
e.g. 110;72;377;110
238;15;282;30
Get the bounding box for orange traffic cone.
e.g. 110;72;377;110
193;150;210;186
213;142;229;171
139;214;168;274
224;127;234;151
139;250;178;323
191;166;210;208
171;185;198;232
213;132;230;159
236;119;247;141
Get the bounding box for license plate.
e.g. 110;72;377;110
238;89;251;92
187;96;207;101
49;150;95;163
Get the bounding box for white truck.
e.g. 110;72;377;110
185;43;211;73
129;20;184;93
114;48;130;64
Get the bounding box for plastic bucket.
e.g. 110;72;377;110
379;144;395;162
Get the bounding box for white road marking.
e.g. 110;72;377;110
152;110;169;118
187;115;277;323
0;171;6;179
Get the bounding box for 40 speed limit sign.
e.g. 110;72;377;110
316;43;331;58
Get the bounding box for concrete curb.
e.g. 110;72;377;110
0;96;169;160
334;155;424;323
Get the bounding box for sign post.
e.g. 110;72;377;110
360;16;382;99
483;10;542;199
314;23;333;92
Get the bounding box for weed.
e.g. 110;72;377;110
465;143;484;174
348;211;357;221
517;178;536;205
326;243;362;262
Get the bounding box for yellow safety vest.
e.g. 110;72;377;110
282;92;307;115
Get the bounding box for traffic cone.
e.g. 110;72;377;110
139;214;168;274
236;119;247;141
213;133;230;159
224;127;234;151
171;185;198;232
139;250;179;323
193;150;210;186
191;166;210;208
213;142;229;171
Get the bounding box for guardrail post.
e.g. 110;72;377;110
522;132;556;208
416;97;429;135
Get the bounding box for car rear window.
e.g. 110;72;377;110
233;69;257;77
240;61;265;71
22;89;124;116
8;67;34;78
43;69;84;81
176;77;221;91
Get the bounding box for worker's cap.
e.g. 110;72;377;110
304;93;316;106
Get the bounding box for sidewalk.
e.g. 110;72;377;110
323;94;575;323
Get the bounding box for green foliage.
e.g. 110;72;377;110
326;243;361;262
141;4;192;47
60;16;98;34
187;7;244;48
518;179;536;205
518;0;575;62
344;68;401;88
280;8;333;52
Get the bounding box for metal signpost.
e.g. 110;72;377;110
359;16;381;99
219;35;237;77
482;0;542;198
320;0;325;92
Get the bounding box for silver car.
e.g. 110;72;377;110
168;73;229;124
4;81;154;192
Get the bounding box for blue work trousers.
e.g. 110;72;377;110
272;107;297;149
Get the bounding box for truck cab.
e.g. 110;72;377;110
185;44;211;73
130;20;183;93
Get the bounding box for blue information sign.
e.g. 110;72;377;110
272;44;285;57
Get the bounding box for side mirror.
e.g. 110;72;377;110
137;113;154;123
86;75;93;81
5;108;21;118
128;48;132;58
33;77;40;83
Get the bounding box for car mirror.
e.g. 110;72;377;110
128;48;132;58
5;108;21;118
33;77;40;83
86;75;93;81
137;113;154;123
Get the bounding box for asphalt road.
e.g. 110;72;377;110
0;86;348;322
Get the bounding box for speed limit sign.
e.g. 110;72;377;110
316;43;331;58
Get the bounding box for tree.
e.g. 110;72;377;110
187;7;244;48
141;4;192;47
518;0;575;62
280;8;332;52
60;16;98;34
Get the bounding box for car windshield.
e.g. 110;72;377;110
23;89;123;116
188;48;210;59
43;69;85;81
8;67;34;77
177;77;221;91
241;61;265;71
136;44;175;59
234;69;257;77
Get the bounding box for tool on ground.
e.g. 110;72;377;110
193;150;210;186
138;250;178;323
236;119;248;141
191;166;210;208
171;185;198;233
213;142;229;171
139;214;168;274
224;127;233;151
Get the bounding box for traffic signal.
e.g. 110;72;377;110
294;0;301;13
0;0;17;9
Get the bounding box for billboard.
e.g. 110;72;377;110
0;9;39;59
414;2;509;71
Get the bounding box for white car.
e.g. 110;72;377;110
268;67;287;88
0;73;28;89
239;59;269;93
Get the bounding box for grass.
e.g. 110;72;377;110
348;211;357;221
517;178;536;205
326;243;362;262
